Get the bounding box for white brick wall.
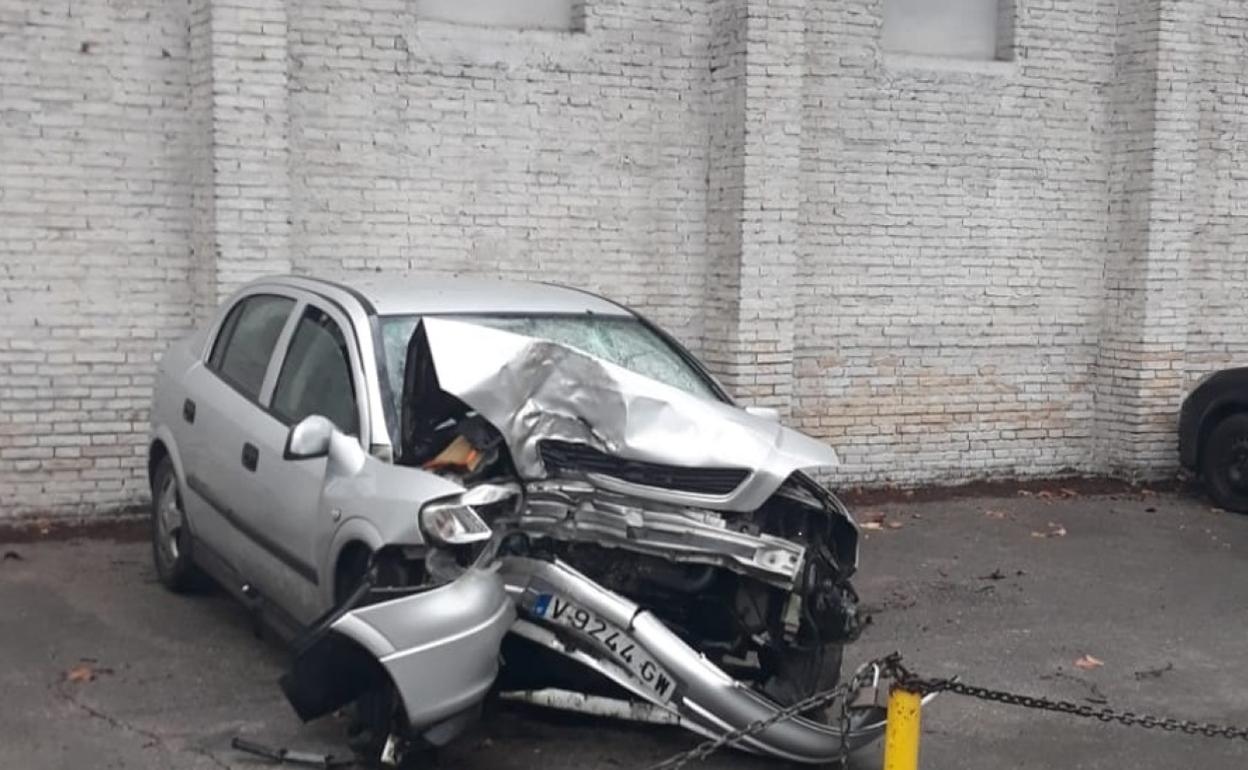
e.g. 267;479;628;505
2;0;1247;516
0;1;193;515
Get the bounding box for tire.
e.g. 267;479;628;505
150;456;200;592
1202;413;1248;514
335;549;423;768
761;642;844;716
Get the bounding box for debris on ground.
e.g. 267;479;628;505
1031;522;1068;538
976;568;1025;581
984;509;1008;519
860;511;904;531
1073;655;1105;671
230;736;354;768
64;660;113;683
1133;662;1174;681
3;550;23;561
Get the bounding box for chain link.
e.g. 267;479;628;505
889;660;1248;741
643;655;897;770
643;653;1248;770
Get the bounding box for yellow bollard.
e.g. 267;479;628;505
882;685;922;770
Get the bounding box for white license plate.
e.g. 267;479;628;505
532;593;675;703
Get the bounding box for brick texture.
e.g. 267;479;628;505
2;0;1248;516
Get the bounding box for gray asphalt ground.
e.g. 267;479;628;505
2;488;1247;770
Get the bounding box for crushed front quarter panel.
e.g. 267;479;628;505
415;317;840;513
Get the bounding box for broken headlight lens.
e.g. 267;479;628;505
418;483;520;548
419;501;492;548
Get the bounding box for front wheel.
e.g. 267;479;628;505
150;456;200;592
1202;414;1248;514
760;642;844;713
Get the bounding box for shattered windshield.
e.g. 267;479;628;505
380;314;720;415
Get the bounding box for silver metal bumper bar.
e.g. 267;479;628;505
499;556;918;763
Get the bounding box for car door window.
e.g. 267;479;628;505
271;306;359;435
208;294;296;399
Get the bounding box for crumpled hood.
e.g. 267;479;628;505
414;317;839;512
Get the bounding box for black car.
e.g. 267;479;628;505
1179;367;1248;513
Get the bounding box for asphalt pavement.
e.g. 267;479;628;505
2;487;1246;769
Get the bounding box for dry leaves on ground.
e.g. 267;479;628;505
64;661;113;684
1074;655;1105;671
859;511;904;531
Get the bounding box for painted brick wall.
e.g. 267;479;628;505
0;1;193;515
285;0;716;346
2;0;1248;517
795;0;1117;484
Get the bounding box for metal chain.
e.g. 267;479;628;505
644;652;1248;770
889;660;1248;741
643;654;898;770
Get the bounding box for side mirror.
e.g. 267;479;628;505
284;415;335;460
744;405;782;424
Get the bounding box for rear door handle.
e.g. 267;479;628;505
182;399;196;424
241;442;259;472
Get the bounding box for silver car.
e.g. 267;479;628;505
149;274;890;764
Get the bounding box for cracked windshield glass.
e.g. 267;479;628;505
380;314;719;409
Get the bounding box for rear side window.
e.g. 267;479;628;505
208;294;295;399
271;307;359;435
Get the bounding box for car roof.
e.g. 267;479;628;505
285;274;632;318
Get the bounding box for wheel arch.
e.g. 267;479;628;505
147;427;188;493
324;518;386;607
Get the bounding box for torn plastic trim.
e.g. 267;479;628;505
281;566;514;739
412;317;840;513
498;556;912;763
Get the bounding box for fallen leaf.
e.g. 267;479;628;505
1074;655;1104;671
2;550;22;561
64;661;112;684
65;664;95;683
861;521;884;531
1059;488;1079;498
886;521;904;530
984;510;1008;519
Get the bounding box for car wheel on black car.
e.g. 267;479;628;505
1202;413;1248;514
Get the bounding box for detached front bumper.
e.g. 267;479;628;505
282;566;514;746
498;556;909;763
284;556;918;762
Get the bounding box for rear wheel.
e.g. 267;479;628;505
1202;414;1248;514
150;457;199;592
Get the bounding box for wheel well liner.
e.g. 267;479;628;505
148;439;170;489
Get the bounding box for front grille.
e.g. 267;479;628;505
538;440;749;496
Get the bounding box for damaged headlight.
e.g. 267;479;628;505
418;483;520;548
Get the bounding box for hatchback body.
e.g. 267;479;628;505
148;274;885;762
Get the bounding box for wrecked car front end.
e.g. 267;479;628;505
285;316;884;762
